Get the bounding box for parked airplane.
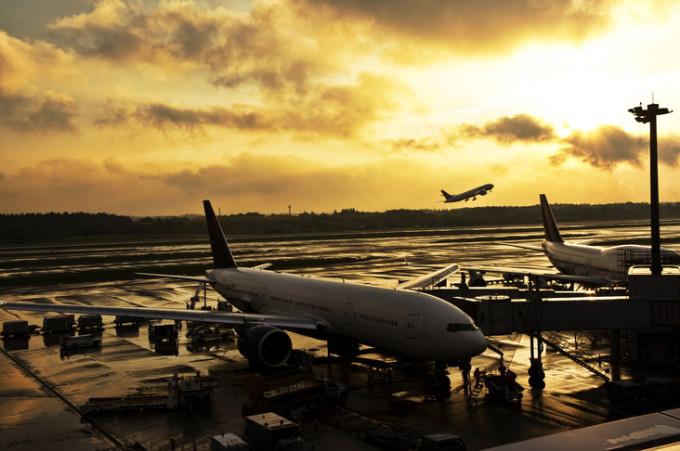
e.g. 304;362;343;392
441;184;494;203
2;200;486;374
462;194;680;286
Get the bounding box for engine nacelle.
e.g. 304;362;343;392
237;325;292;369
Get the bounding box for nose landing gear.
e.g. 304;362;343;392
528;333;546;389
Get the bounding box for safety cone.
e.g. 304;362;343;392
313;417;319;430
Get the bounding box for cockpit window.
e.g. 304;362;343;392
446;323;478;332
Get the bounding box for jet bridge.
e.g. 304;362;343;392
425;265;680;388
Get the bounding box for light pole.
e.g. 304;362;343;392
628;102;672;275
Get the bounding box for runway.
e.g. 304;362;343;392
2;222;680;450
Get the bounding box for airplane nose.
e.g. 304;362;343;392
468;332;487;356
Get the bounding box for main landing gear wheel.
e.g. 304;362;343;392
528;358;545;389
458;360;472;373
424;370;451;400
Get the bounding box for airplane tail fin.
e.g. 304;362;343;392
441;190;452;200
203;200;238;268
539;194;563;243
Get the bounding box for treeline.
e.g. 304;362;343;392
0;212;135;242
3;202;680;244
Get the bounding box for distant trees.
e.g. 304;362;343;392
0;212;134;242
3;202;680;244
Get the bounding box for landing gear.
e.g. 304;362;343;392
457;359;472;373
528;333;546;389
528;358;545;389
425;368;451;401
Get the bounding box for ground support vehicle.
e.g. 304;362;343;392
81;373;216;413
77;314;103;330
414;433;466;451
483;372;523;407
243;369;347;417
149;323;177;340
61;333;101;351
243;412;311;451
42;314;75;333
2;320;30;337
210;433;249;451
186;323;234;343
114;315;144;326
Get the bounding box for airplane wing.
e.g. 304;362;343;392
137;272;213;283
459;266;610;287
492;241;544;252
397;263;459;289
0;301;321;331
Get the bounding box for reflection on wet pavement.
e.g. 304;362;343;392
2;222;680;450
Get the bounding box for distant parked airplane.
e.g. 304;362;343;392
462;194;680;286
441;184;494;203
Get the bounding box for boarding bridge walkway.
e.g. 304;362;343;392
423;267;680;385
425;267;680;337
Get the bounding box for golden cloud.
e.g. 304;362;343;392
91;72;404;138
47;0;345;94
0;31;78;132
292;0;615;58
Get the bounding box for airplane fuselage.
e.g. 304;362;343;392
542;241;679;282
209;267;486;363
442;184;494;203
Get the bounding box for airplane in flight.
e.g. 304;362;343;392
441;184;494;203
462;194;680;287
2;200;486;377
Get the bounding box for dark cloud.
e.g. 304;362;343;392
0;89;78;133
93;73;401;138
557;125;643;169
385;138;446;153
658;136;680;167
0;0;93;41
92;100;266;131
47;1;327;96
457;113;557;144
450;114;680;171
138;104;265;131
293;0;614;56
45;2;404;137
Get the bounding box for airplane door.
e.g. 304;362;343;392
344;303;354;326
406;314;419;339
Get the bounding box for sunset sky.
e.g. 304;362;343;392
2;0;680;215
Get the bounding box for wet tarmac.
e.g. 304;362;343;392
2;222;680;450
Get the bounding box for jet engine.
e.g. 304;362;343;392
237;325;292;369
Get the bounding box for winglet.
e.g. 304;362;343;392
539;194;563;243
203;200;238;268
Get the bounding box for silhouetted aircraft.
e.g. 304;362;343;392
441;184;494;203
